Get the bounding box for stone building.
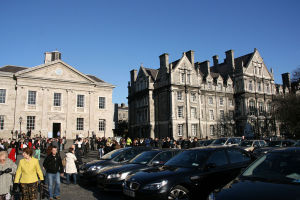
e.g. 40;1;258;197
0;51;115;139
128;48;286;139
113;103;129;136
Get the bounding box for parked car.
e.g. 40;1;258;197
294;140;300;147
209;137;242;147
97;149;181;191
198;139;214;146
123;146;253;200
79;146;152;183
209;147;300;200
252;139;296;158
239;140;267;152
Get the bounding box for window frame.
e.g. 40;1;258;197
99;97;106;109
99;119;106;131
28;91;37;105
53;92;62;107
0;89;6;104
0;115;4;130
26;116;35;130
178;124;183;136
178;106;184;118
77;94;85;108
76;118;84;130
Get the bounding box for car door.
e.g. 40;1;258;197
198;149;230;192
226;148;251;180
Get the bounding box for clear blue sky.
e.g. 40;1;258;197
1;0;299;104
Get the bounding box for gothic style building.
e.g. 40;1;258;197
128;49;289;139
0;51;115;139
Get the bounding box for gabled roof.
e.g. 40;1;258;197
171;59;180;69
144;68;158;81
86;75;104;83
234;52;254;68
0;65;28;73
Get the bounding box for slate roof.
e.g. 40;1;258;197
86;75;105;83
144;68;158;81
0;65;28;73
234;52;254;68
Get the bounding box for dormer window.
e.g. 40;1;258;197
218;83;222;91
249;81;253;91
208;81;212;90
258;82;262;92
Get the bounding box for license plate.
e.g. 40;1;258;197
123;189;135;197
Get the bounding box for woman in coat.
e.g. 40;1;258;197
65;147;77;185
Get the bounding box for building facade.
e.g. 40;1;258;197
113;103;129;136
0;51;115;139
128;49;287;139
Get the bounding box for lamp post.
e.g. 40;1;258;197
19;117;22;139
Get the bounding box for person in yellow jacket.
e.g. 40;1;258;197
126;137;132;147
14;147;44;200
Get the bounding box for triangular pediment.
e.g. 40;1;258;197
245;50;272;79
15;60;96;83
173;55;195;72
137;67;148;80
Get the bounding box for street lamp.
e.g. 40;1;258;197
19;117;23;139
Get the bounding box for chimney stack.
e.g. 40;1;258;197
159;53;169;69
186;50;195;66
44;51;61;64
225;50;235;69
213;55;219;66
130;69;137;84
199;60;210;76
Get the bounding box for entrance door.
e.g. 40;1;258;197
52;123;61;138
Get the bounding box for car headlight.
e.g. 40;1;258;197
142;180;168;190
107;172;130;180
88;165;102;171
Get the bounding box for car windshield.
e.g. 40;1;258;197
242;152;300;184
129;151;159;164
240;141;253;147
211;138;227;145
268;141;282;147
101;148;126;160
165;150;208;168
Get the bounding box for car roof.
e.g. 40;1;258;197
188;146;239;151
270;147;300;153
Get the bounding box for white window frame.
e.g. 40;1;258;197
99;97;106;109
209;110;214;120
249;81;253;91
0;115;4;130
76;118;84;130
191;107;197;119
191;124;197;136
99;119;106;131
220;110;225;120
208;81;212;90
0;89;6;104
218;83;222;91
53;92;61;107
219;97;224;106
191;93;197;102
178;106;184;118
209;97;213;105
77;95;85;108
177;91;183;101
28;91;37;105
210;125;214;136
178;124;183;136
26;116;35;130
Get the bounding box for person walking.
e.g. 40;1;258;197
0;151;17;200
43;146;64;200
14;147;44;200
65;148;77;185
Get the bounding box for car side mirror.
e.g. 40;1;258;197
205;163;216;170
152;160;161;166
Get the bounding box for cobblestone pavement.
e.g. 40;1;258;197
16;150;124;200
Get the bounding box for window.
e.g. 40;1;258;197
178;106;184;118
76;118;84;130
99;97;106;109
77;95;84;107
191;107;197;118
258;67;262;75
227;84;232;92
180;72;185;83
53;93;61;106
219;97;224;106
208;82;212;90
259;101;264;115
99;119;106;131
209;110;214;120
210;125;214;136
0;89;6;103
28;91;36;105
0;115;4;130
227;149;250;164
209;97;213;105
229;111;234;119
249;100;256;115
191;93;197;102
178;124;183;136
191;124;197;136
220;110;225;120
187;73;191;84
206;150;228;167
177;91;183;100
267;102;272;113
266;83;270;93
229;99;233;106
249;81;253;91
152;151;173;164
26;116;35;130
220;126;225;136
258;82;261;92
218;83;222;91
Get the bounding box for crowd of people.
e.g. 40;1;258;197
0;134;207;200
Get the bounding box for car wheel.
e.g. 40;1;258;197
168;185;190;200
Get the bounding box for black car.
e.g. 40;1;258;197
252;139;295;158
97;149;181;191
294;140;300;147
79;147;152;183
123;146;253;200
210;147;300;200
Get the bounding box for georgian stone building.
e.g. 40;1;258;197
128;48;287;139
0;51;115;139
